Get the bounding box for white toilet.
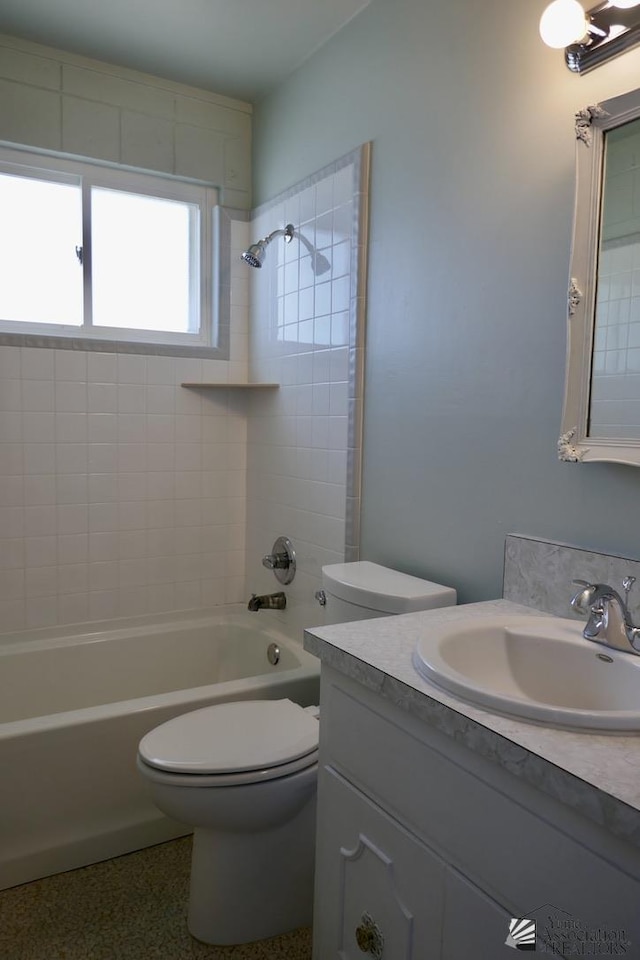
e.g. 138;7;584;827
137;561;456;946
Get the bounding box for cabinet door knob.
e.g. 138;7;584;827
355;912;384;958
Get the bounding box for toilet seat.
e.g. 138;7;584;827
137;749;318;787
138;698;319;786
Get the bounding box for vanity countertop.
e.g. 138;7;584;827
303;598;640;849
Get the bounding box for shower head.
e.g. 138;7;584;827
241;242;267;268
241;223;294;268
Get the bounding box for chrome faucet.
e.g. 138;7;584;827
247;591;287;612
570;576;640;655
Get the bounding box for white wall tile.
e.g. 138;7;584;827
56;381;87;413
117;354;147;383
57;563;88;595
0;413;22;443
0;539;24;569
0;347;20;379
89;502;119;533
23;412;54;443
146;385;175;414
25;505;56;538
25;536;57;568
88;382;118;413
56;475;88;505
55;350;87;381
62;96;120;162
58;503;89;535
117;444;146;473
58;534;89;565
0;444;24;476
88;413;118;443
21;347;54;380
89;532;119;562
22;380;54;412
118;414;147;442
121;110;174;172
118;530;146;559
146;356;176;385
0;79;61;150
0;46;60;89
175;124;225;183
56;413;88;443
118;385;146;414
26;596;58;628
24;444;55;475
56;444;88;474
0;380;21;412
58;593;89;625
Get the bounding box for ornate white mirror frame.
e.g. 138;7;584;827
561;87;640;466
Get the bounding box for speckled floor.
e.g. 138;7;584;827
0;838;313;960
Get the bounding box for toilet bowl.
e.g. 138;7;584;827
137;561;457;946
137;698;319;945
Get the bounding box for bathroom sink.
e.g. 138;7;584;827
413;615;640;731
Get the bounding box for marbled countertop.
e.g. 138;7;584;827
304;599;640;849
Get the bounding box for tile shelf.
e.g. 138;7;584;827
180;382;280;388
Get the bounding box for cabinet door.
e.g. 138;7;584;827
313;767;445;960
442;868;513;960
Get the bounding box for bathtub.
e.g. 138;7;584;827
0;609;320;890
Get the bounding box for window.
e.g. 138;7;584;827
0;147;218;348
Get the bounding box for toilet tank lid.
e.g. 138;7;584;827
322;561;456;614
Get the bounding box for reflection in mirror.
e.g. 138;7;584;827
561;87;640;466
590;119;640;440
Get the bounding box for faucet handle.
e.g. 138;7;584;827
623;575;636;600
570;579;596;615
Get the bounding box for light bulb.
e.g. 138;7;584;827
609;0;640;8
539;0;589;48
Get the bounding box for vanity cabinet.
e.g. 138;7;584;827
312;665;640;959
317;767;510;958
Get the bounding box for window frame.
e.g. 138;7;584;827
0;146;219;350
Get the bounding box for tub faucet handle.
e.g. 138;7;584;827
261;536;296;585
262;552;289;570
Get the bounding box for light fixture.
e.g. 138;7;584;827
539;0;588;48
540;0;640;73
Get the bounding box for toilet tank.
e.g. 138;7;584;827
321;561;456;625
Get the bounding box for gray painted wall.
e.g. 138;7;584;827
252;0;640;604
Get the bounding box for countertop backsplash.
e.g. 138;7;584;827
503;534;640;622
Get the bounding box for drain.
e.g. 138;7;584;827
596;653;614;663
267;642;280;665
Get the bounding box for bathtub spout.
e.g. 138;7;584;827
248;592;286;612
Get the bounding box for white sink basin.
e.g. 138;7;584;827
413;615;640;731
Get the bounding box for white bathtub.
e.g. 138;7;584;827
0;609;320;890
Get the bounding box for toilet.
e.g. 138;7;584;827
137;561;456;946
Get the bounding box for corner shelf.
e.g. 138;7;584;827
180;382;280;389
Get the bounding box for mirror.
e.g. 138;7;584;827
561;88;640;466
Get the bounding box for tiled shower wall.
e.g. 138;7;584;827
0;39;254;633
0;343;249;631
0;34;368;635
244;148;369;637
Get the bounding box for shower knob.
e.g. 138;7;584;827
261;536;296;585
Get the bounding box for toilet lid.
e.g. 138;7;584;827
138;699;319;775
